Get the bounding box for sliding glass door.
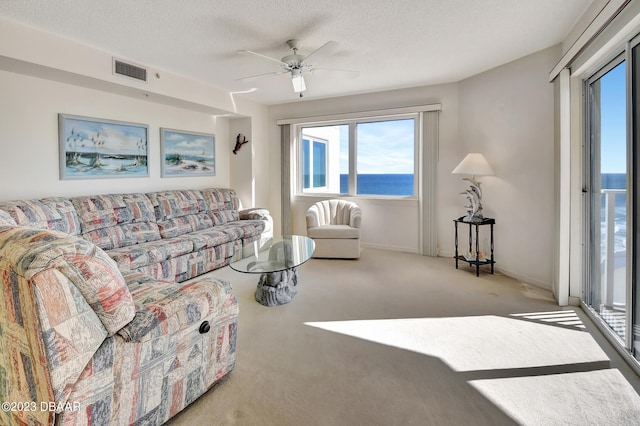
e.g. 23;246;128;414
586;36;640;362
632;40;640;360
586;57;628;344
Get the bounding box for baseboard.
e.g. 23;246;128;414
495;264;552;290
439;250;555;297
568;296;581;306
361;242;420;254
363;248;556;298
438;250;456;259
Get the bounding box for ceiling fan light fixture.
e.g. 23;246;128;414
239;39;347;96
291;69;306;93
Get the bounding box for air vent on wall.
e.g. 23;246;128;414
113;58;147;82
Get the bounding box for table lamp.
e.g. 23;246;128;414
452;153;494;222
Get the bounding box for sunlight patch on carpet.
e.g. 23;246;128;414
305;315;608;372
469;369;640;425
510;310;586;328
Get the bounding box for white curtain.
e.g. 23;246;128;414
280;124;291;234
421;110;439;256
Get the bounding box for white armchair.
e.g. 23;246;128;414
306;199;361;259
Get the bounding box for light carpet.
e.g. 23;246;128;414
167;248;640;426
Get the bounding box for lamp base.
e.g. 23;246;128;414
459;178;484;224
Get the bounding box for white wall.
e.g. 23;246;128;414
0;69;231;200
227;96;271;210
0;17;270;210
456;45;561;288
229;117;253;206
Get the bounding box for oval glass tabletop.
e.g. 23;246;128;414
229;235;316;274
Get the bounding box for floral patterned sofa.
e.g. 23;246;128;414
0;188;272;425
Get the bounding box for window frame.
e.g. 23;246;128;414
294;113;419;199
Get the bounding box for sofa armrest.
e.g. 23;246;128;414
349;205;362;229
239;207;270;221
118;273;238;342
240;208;273;240
306;209;321;229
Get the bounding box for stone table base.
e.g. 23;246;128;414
254;267;298;307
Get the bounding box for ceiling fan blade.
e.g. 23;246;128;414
237;49;288;67
301;41;339;64
236;70;288;82
311;68;360;79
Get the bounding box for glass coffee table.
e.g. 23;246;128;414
229;235;315;306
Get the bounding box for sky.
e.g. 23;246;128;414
339;119;415;174
599;60;626;174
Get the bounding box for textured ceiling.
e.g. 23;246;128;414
0;0;593;105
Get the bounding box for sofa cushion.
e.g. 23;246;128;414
72;194;124;231
307;224;360;239
147;190;207;221
118;272;237;342
72;193;156;233
134;241;239;283
107;237;194;272
201;188;240;225
0;197;81;235
212;223;245;240
0;209;16;226
81;222;162;251
72;194;161;250
210;210;240;225
200;188;239;212
124;193;158;222
183;228;237;251
227;220;265;239
157;212;214;239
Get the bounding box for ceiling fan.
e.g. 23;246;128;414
237;39;358;97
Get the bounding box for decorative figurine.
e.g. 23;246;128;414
233;133;249;155
460;176;484;222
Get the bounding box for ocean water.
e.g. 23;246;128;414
340;174;413;196
339;173;625;197
601;173;626;189
601;173;627;257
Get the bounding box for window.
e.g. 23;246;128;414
356;119;415;196
302;136;328;190
298;115;417;197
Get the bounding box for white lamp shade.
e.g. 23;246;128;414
452;153;494;176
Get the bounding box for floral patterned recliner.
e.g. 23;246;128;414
0;188;271;425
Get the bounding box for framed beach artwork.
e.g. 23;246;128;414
58;114;149;179
160;128;215;177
